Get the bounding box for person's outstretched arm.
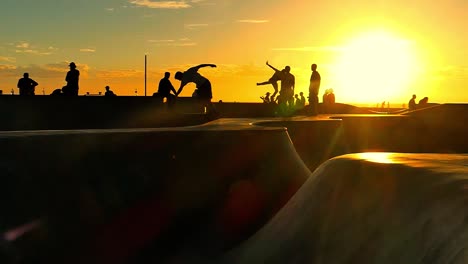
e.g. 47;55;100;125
192;64;217;71
169;81;177;95
266;61;279;72
176;83;186;97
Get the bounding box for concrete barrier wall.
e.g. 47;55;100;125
0;96;214;130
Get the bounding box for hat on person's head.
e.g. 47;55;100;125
69;62;76;67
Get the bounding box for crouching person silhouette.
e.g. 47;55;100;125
174;64;218;116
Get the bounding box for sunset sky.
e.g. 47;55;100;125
0;0;466;105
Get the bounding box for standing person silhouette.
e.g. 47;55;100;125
17;73;38;95
308;63;321;115
257;61;284;100
65;62;80;96
280;66;295;107
174;64;217;115
299;92;306;107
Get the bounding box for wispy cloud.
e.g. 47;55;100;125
272;46;344;52
96;69;143;78
15;49;52;55
128;0;199;9
0;56;16;63
0;64;16;71
184;23;208;29
15;42;30;49
14;41;54;55
148;38;196;47
148;39;175;43
174;42;196;47
0;62;89;79
236;19;269;24
80;48;96;53
105;7;115;12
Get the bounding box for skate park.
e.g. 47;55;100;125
0;98;467;263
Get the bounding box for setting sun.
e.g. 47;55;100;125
334;31;420;104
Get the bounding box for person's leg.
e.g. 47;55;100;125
153;92;164;104
257;81;271;86
271;82;278;99
312;94;319;115
167;94;176;108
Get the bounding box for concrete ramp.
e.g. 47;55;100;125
0;126;310;263
221;153;468;264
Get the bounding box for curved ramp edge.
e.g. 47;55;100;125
221;153;468;264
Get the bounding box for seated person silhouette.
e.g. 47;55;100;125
260;92;271;103
17;73;38;95
154;72;177;107
257;61;284;100
50;88;63;96
418;96;429;109
174;64;217;114
408;94;417;110
104;86;116;96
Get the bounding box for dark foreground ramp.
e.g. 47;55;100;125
0;125;309;263
219;153;468;264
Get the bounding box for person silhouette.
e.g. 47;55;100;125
50;88;63;96
294;94;300;108
418;96;428;108
64;62;80;96
328;89;335;104
279;66;295;107
323;89;330;104
104;86;116;96
174;64;217;114
17;73;38;95
260;92;271;103
154;72;177;106
408;94;417;110
308;63;321;115
299;92;306;108
257;61;284;100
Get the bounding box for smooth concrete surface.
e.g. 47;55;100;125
0;103;467;263
218;153;468;264
0;126;309;263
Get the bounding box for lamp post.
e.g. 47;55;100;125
144;54;147;96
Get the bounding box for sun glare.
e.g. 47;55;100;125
334;31;419;104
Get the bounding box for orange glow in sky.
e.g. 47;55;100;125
0;1;466;105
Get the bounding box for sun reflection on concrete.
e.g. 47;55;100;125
357;152;398;164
